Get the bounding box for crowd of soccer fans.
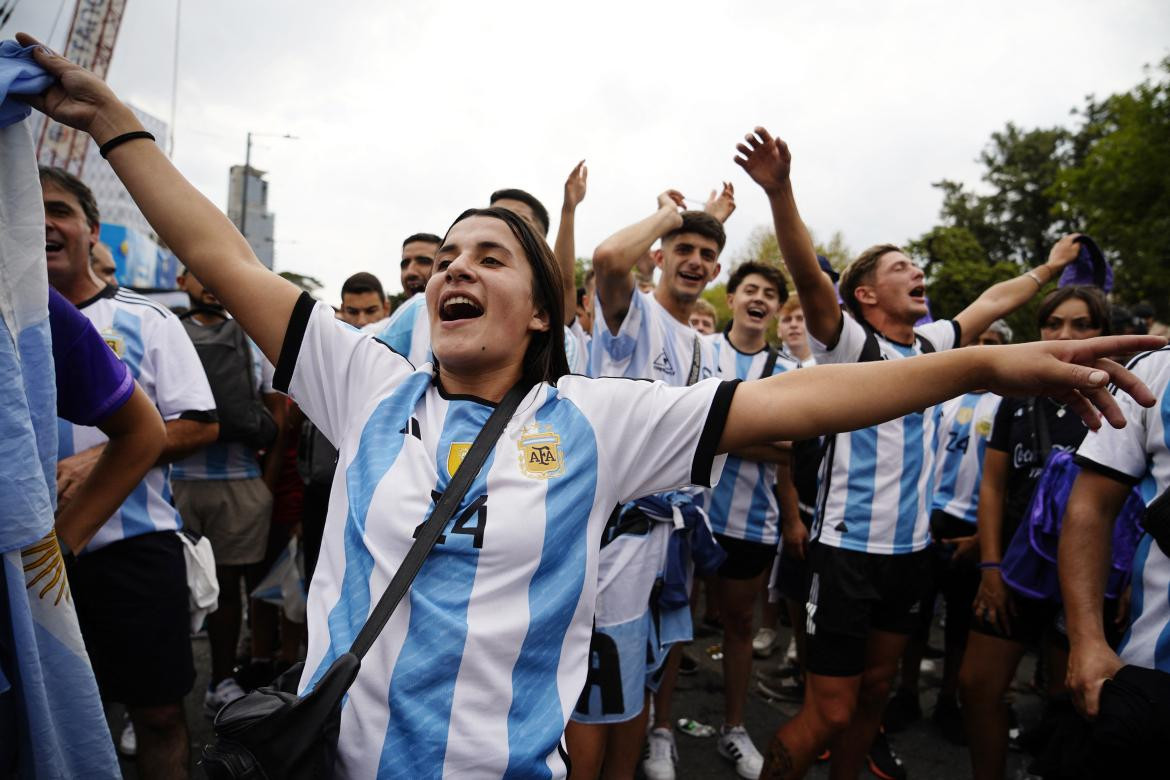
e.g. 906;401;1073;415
5;35;1170;780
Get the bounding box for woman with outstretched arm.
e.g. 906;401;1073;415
13;35;1164;779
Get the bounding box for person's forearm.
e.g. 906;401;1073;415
955;262;1061;346
158;418;219;464
764;183;841;343
775;460;802;535
56;389;166;553
93;102;300;363
1060;473;1129;647
730;443;790;464
554;204;578;325
593;205;681;280
721;346;988;450
975;457;1008;565
260;396;288;491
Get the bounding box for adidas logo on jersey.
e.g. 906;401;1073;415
652;349;675;376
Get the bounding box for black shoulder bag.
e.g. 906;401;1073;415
200;381;530;779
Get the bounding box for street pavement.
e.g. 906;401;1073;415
112;622;1046;779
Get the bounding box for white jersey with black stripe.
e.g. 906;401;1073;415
58;286;215;551
1076;347;1170;673
810;313;960;554
279;295;732;778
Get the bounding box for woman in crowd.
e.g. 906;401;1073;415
15;35;1162;779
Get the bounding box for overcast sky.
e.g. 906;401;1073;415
8;1;1169;301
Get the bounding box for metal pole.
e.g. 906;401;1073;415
240;131;251;240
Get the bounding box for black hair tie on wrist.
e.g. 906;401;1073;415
99;130;156;159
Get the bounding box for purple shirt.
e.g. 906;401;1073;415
49;286;134;426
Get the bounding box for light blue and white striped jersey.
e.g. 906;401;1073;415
705;330;798;544
565;318;590;375
1077;347;1170;673
171;330;274;481
931;392;1001;524
58;287;215;552
280;297;731;779
590;289;717;383
376;292;430;366
810;314;960;554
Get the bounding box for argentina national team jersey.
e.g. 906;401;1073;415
589;289;716;383
931;392;1001;524
1076;347;1170;672
810;314;960;554
705;329;798;544
171;335;274;481
58;287;215;552
376;292;431;366
279;295;732;778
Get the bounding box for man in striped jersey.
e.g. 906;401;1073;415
735;127;1079;778
1064;346;1170;767
172;266;286;716
42;166;217;779
706;260;797;776
373;233;442;356
571;187;733;780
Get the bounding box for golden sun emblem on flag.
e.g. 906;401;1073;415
447;442;472;477
22;532;70;606
517;424;564;479
976;418;993;437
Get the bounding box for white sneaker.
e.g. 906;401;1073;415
117;714;136;756
718;725;764;779
642;727;677;780
752;627;778;658
204;677;246;718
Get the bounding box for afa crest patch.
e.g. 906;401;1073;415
517;424;564;479
447;442;472;477
956;406;974;425
976;418;993;437
101;328;124;358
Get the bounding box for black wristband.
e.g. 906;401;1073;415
99;130;155;159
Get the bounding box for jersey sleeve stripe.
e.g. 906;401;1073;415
951;319;962;348
691;379;739;487
274;291;317;393
1074;453;1143;485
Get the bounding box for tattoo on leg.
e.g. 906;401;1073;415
763;736;796;778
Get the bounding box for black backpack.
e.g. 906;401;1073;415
179;308;277;451
296;420;338;487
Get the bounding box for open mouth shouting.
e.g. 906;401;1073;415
45;239;65;257
678;268;705;286
745;303;768;323
439;292;485;323
909;285;926;302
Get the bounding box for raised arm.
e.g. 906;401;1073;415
735;127;841;346
1060;471;1131;717
592;190;684;334
553;160;587;326
18;35;300;364
952;234;1082;345
717;334;1164;453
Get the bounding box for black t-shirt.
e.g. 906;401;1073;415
987;396;1089;540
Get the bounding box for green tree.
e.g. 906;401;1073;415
1056;58;1170;318
278;271;324;295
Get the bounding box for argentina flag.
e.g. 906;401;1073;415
0;114;119;775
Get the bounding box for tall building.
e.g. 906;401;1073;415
227;166;276;270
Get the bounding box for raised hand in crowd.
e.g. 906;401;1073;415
553;159;588;323
704;180;736;223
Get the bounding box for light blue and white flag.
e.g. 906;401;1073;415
0;110;119;776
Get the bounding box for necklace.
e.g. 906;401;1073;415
1049;398;1067;418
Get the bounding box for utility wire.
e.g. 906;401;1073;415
168;0;181;156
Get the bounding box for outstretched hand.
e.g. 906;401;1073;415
14;33;123;142
982;335;1165;430
1047;233;1084;271
704;181;736;223
734;127;792;194
564;160;588;210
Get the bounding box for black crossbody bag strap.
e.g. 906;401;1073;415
760;346;779;379
687;336;703;386
349;380;529;660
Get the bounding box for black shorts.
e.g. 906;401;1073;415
776;509;814;602
804;542;933;677
715;534;777;580
68;531;195;706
